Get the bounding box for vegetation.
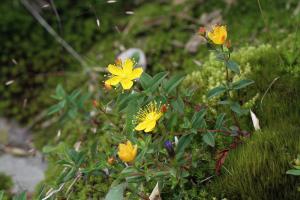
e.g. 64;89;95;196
1;0;300;199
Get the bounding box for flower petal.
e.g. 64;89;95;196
126;141;133;149
154;112;162;121
105;76;121;86
135;121;148;131
144;120;156;132
120;79;133;90
123;58;134;73
107;64;122;76
129;67;143;80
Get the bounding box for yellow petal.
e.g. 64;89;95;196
154;112;162;121
120;79;133;90
107;64;122;76
118;151;131;162
123;58;133;73
128;67;143;80
135;120;149;131
207;31;214;42
117;141;137;162
126;141;133;149
105;76;121;86
144;120;156;132
208;26;227;45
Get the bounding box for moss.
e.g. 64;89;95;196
210;124;300;200
0;173;13;191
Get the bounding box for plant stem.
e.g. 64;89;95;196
221;46;242;131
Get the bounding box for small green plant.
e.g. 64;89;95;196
42;24;255;199
0;190;27;200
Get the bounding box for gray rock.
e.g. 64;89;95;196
0;118;31;149
0;153;46;193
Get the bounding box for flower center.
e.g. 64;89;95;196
145;112;157;121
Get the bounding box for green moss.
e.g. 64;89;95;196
210;124;300;200
0;173;13;191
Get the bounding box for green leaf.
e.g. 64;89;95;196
144;72;168;93
105;183;126;200
215;113;226;129
215;51;226;61
13;192;26;200
56;84;65;98
207;86;226;99
230;102;248;116
226;60;240;74
47;100;66;115
69;89;82;100
191;109;206;129
171;97;184;114
164;74;185;94
232;79;254;90
203;132;215;147
176;134;194;159
63;168;77;182
125;99;139;134
286;169;300;176
0;191;4;200
140;73;152;90
117;93;141;111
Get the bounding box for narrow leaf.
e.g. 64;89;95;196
191;109;206;129
144;72;168;93
56;84;65;98
105;183;126;200
226;60;240;74
164;74;185;94
0;191;4;200
203;132;215;147
207;86;226;99
140;73;152;90
232;79;254;90
215;113;226;130
286;169;300;176
176;134;193;159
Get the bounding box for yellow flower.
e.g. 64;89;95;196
105;58;143;90
135;102;163;133
208;25;227;45
118;140;137;163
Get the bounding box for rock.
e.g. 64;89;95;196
199;9;223;27
185;34;206;53
0;153;46;193
0;118;31;149
0;118;46;193
117;48;147;70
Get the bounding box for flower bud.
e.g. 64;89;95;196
198;27;206;36
164;140;175;158
93;100;99;108
108;157;115;165
115;58;122;66
225;40;231;49
160;104;168;113
104;83;112;91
